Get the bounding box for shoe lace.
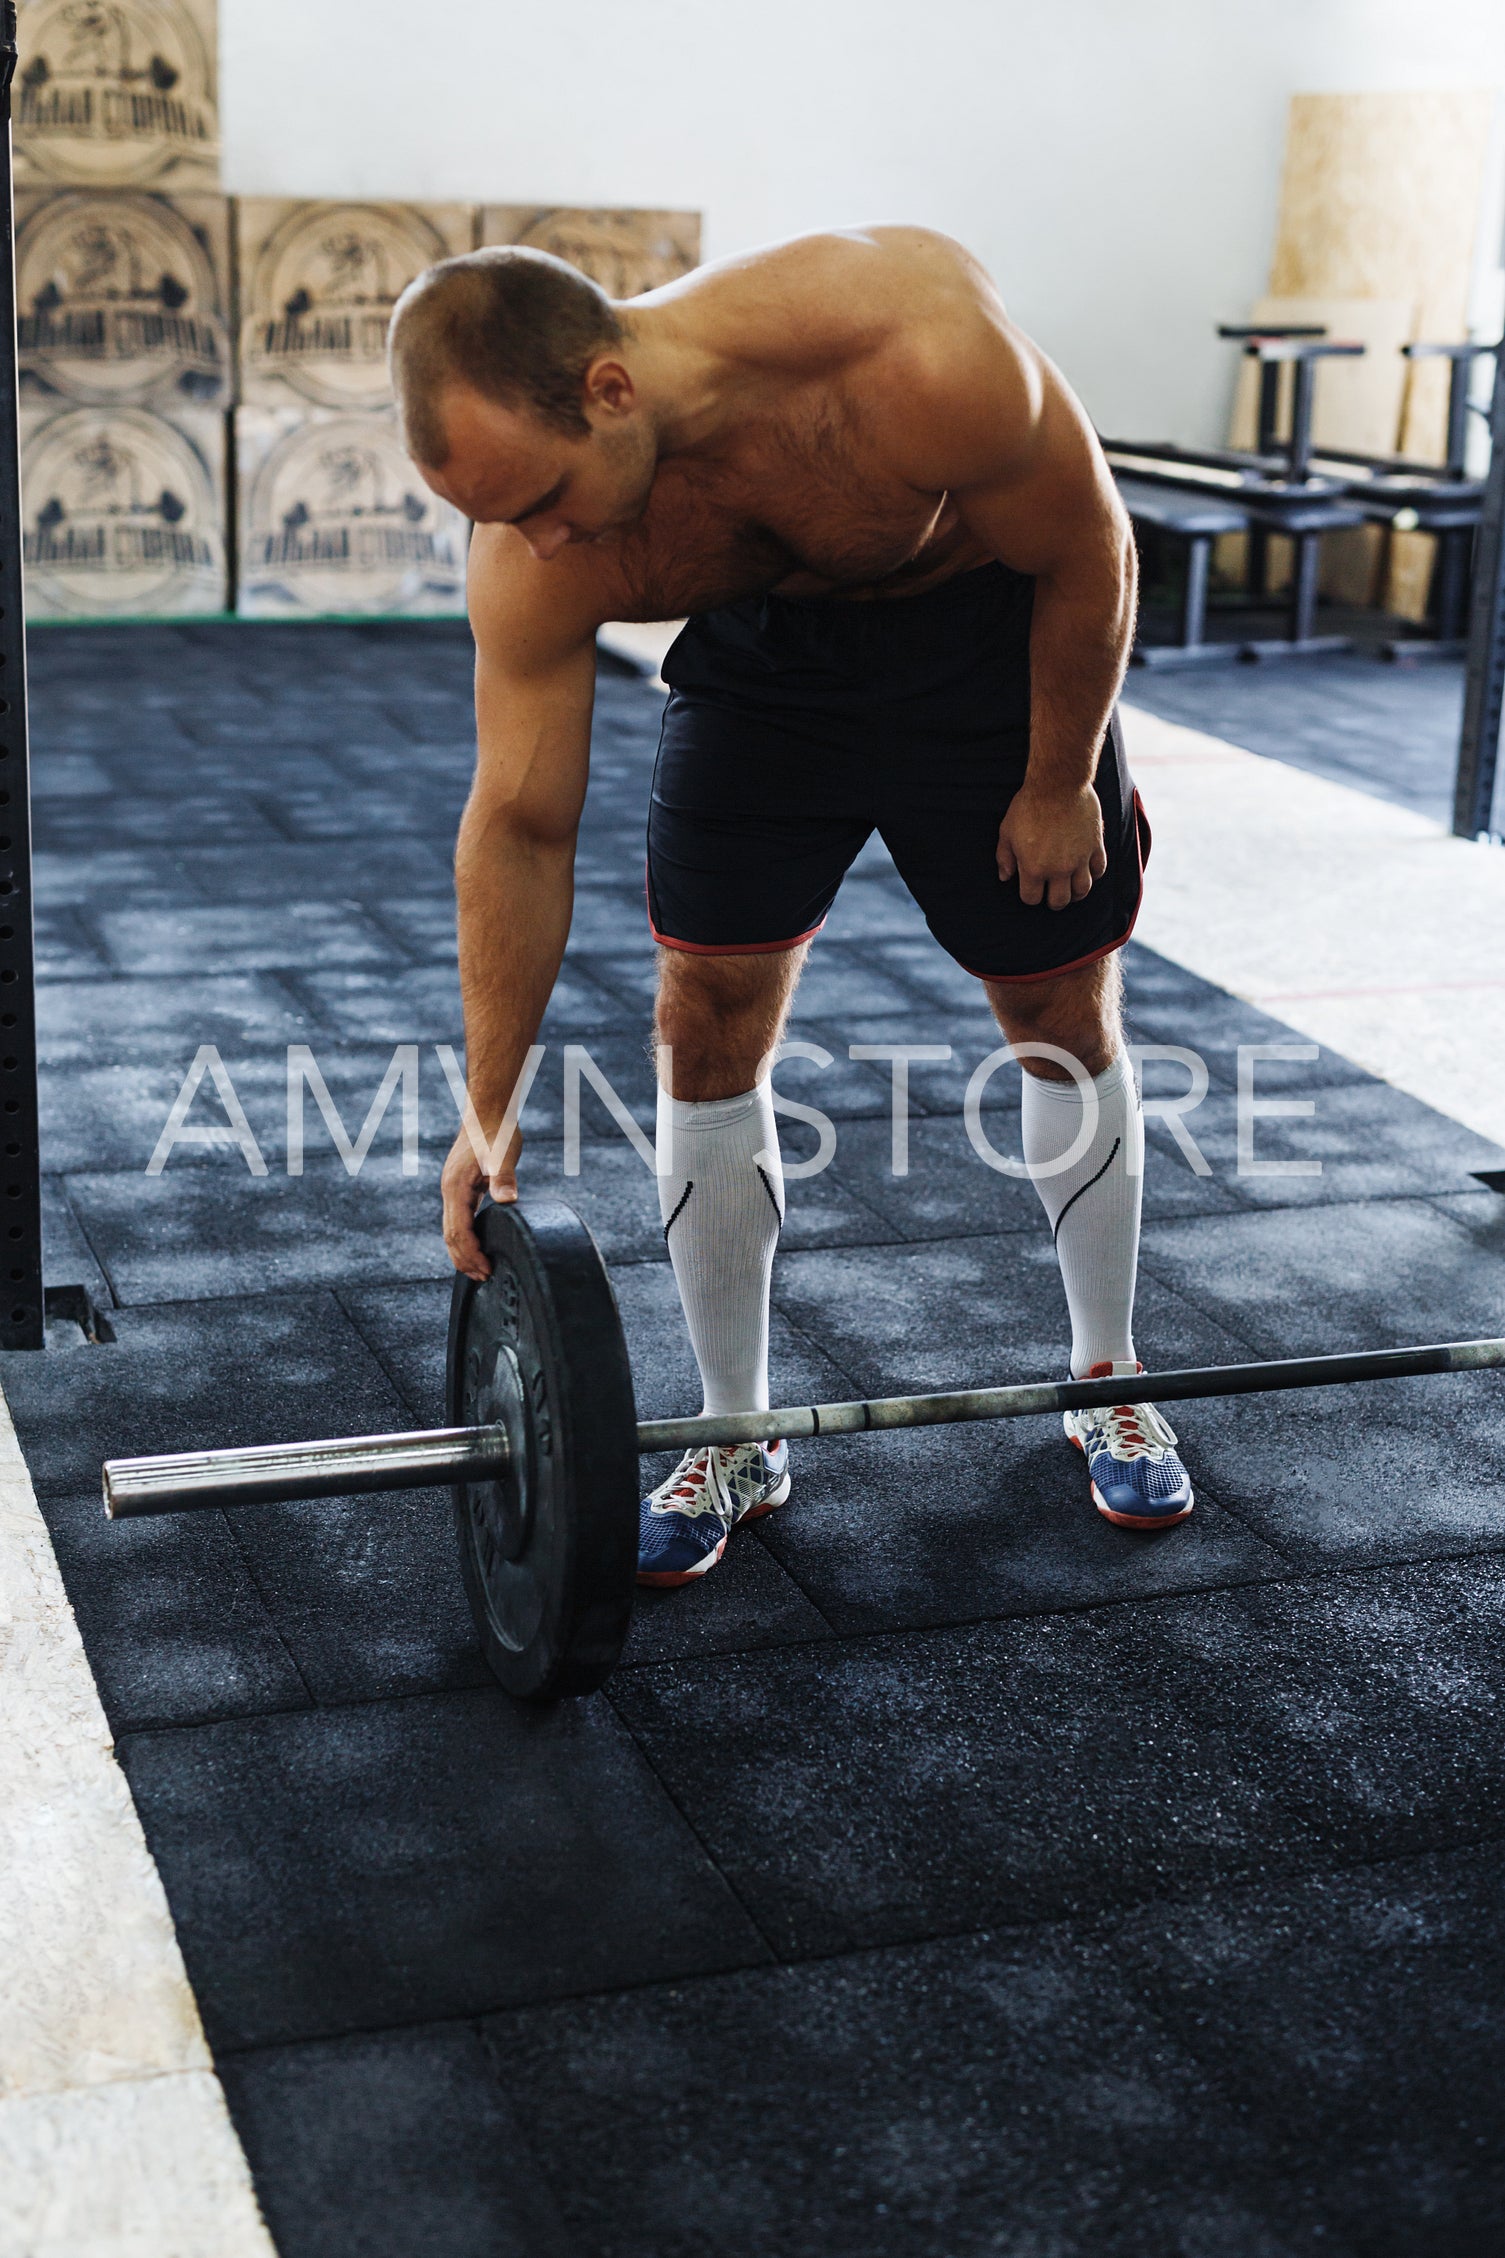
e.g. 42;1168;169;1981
1099;1399;1178;1460
653;1445;741;1522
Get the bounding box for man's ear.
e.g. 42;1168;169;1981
583;356;635;415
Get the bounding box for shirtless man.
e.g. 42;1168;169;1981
388;227;1193;1583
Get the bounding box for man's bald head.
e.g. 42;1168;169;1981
388;246;625;468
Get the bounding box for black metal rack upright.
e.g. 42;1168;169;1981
1455;343;1505;840
0;1;42;1348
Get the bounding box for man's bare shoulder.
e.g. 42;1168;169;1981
669;225;1002;370
468;523;607;674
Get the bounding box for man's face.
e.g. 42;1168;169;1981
417;377;656;560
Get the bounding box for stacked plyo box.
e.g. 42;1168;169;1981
476;206;701;299
234;200;474;619
11;0;705;627
235;202;701;619
14;0;229;618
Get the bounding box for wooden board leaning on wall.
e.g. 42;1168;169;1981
1249;89;1501;622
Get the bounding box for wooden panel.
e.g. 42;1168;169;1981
1270;91;1495;327
235;407;468;619
477;207;701;298
237;201;475;410
14;0;219;190
20;404;226;618
1265;90;1500;618
16;190;231;409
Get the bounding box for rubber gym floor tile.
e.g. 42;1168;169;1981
358;892;459;962
797;1010;1026;1118
1144;1371;1505;1564
27;748;113;797
178;705;417;751
174;837;456;906
97;902;397;976
611;1256;865;1429
554;882;662;953
30;847;203;910
30;791;290;850
1122;664;1463;824
64;1155;452;1304
287;964;472;1045
781;947;933;1021
102;748;355;798
1122;991;1375;1094
117;1688;772;2047
32;905;112;980
481;1924;1265;2258
568;828;657;889
1137;1197;1505;1362
40;1175;113;1310
607;1563;1505;1958
620;1528;835;1671
1104;1841;1505;2255
1133;1082;1500;1210
218;2022;571;2258
40;1038;451;1175
0;1288;416;1494
33;1487;310;1732
263;781;470;842
856;934;1006;1010
336;1278;452;1420
823;1112;1239;1242
531;1135;898;1264
223;1485;491;1705
755;1415;1282;1636
819;873;935;944
35;970;314;1067
41;1059;256;1174
769;1231;1263;1403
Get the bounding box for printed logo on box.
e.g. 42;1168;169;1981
23;405;222;615
242;204;466;409
241;413;466;615
18;191;228;404
16;0;218;187
480;207;700;300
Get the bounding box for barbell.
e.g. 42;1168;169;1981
101;1197;1505;1701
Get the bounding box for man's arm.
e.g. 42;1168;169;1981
893;298;1137;910
442;526;600;1280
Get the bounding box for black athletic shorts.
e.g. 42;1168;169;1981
645;560;1148;981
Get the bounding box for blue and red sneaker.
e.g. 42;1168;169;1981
1063;1360;1194;1529
637;1440;792;1586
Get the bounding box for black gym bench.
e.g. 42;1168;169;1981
1112;476;1249;667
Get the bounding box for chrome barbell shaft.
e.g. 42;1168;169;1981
102;1335;1505;1519
638;1335;1505;1451
103;1424;512;1517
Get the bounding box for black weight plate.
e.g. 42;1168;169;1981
446;1197;638;1700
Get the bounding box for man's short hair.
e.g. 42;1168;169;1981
389;247;624;465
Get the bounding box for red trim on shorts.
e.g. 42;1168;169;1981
643;859;829;955
961;789;1151;986
649;917;829;957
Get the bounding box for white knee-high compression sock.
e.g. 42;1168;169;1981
657;1083;784;1416
1021;1050;1143;1377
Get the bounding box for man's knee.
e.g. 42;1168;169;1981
655;946;804;1099
984;956;1123;1080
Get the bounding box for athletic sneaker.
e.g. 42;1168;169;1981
637;1440;792;1586
1063;1360;1194;1530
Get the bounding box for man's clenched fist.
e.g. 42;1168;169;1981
996;781;1107;911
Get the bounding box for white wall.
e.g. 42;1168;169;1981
220;0;1505;445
